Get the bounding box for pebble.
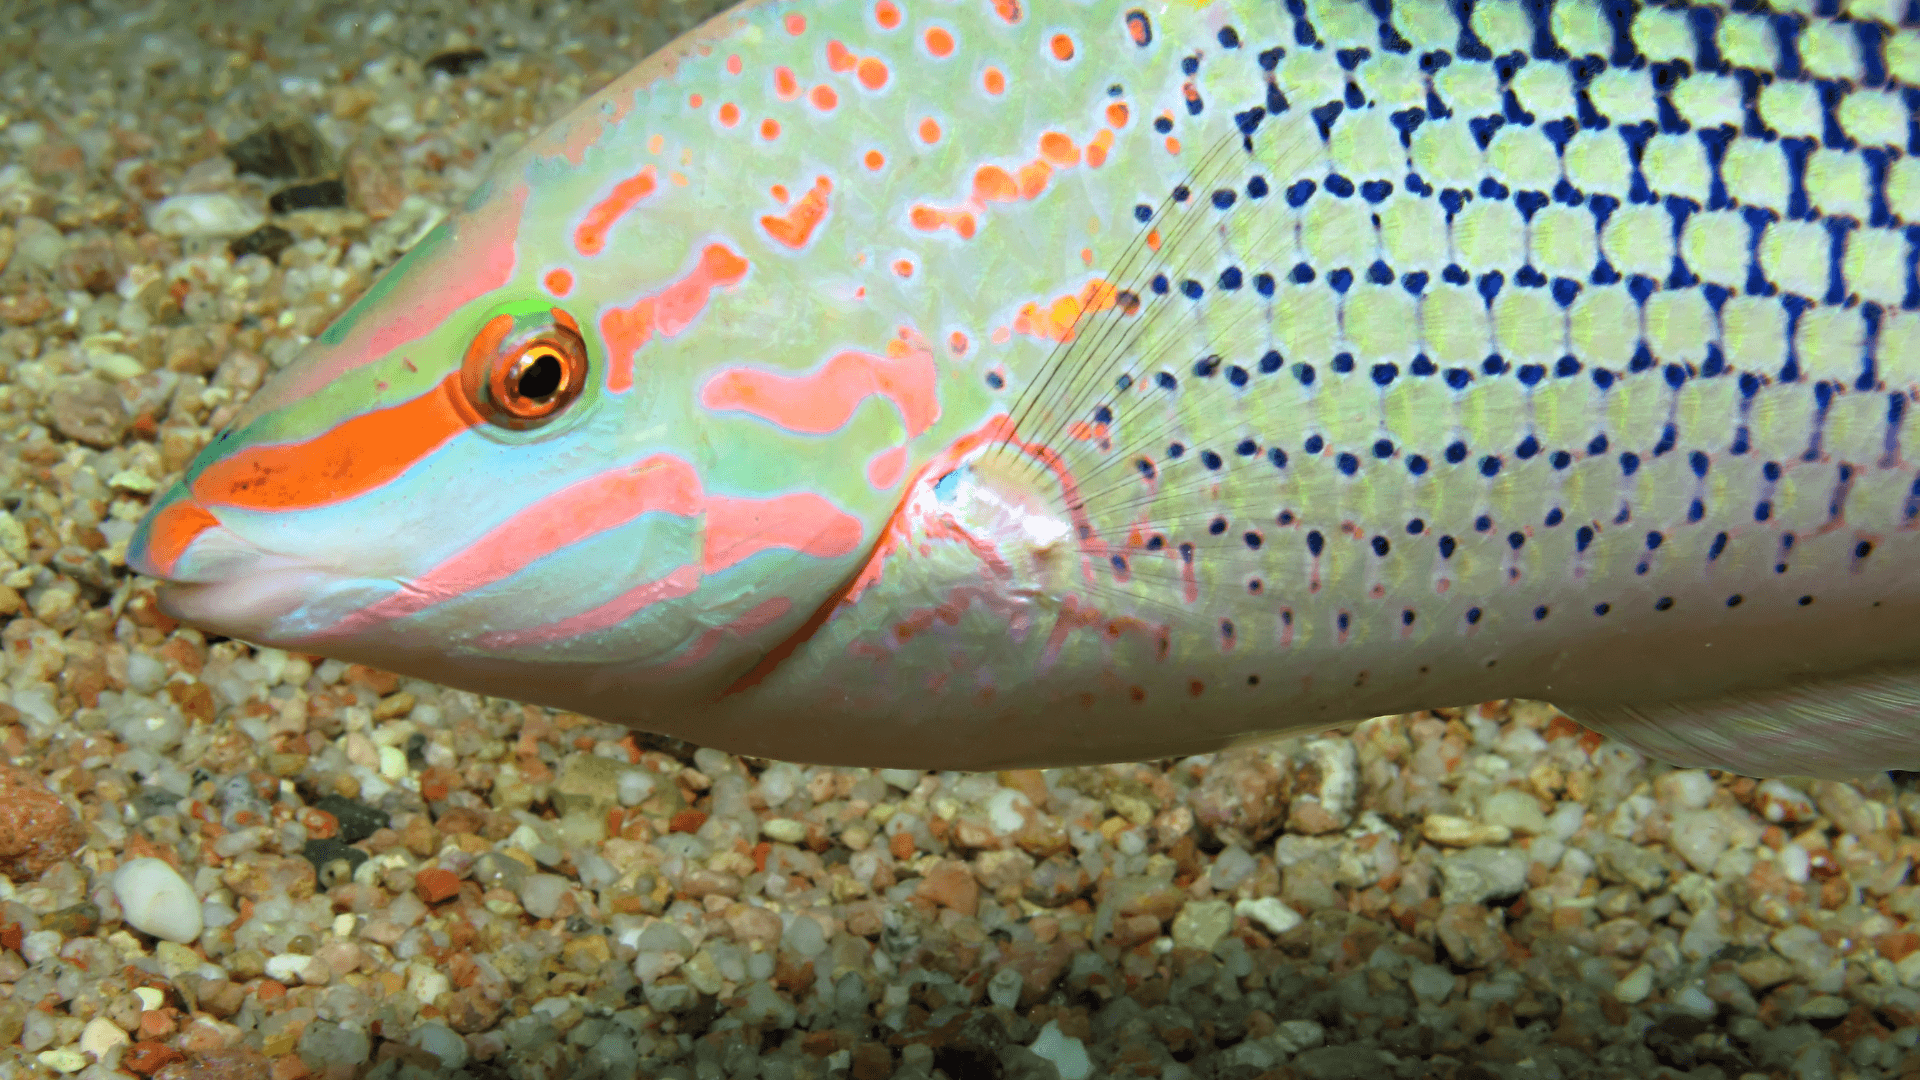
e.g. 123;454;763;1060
1234;897;1302;936
35;1049;87;1073
79;1016;130;1059
1421;814;1512;847
47;378;131;451
519;874;571;920
1479;789;1548;834
1613;964;1653;1003
263;954;313;983
1170;899;1233;953
113;858;202;943
761;818;807;844
146;193;265;238
1029;1020;1092;1080
1438;846;1529;905
1408;963;1456;1003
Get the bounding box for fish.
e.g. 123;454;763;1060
128;0;1920;776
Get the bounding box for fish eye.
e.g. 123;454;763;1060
461;309;589;429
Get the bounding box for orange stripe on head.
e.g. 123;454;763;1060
191;373;480;511
140;499;222;577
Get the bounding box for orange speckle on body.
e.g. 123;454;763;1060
810;84;839;110
718;102;741;127
670;171;689;186
648;134;664;154
1147;229;1162;251
1038;131;1078;166
760;176;833;249
1050;34;1074;61
827;40;856;71
770;184;790;203
544;268;573;295
892;259;914;277
1087;129;1113;167
874;0;901;29
1016;161;1052;200
971;165;1018;202
991;0;1021;24
948;331;968;354
574;166;657;256
983;67;1005;94
1081;247;1093;266
774;66;799;99
908;205;977;239
727;54;743;75
1106;102;1129;128
856;56;890;90
925;26;954;56
1166;137;1181;155
784;13;806;34
991;328;1011;344
760;118;782;140
1013;279;1118;343
918;117;941;143
688;93;703;109
864;149;886;170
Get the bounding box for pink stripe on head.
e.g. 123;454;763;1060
699;343;939;438
703;494;865;573
476;564;703;649
601;244;750;393
315;454;703;637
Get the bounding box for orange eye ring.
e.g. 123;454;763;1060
461;312;589;430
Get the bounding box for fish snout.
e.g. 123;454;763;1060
128;486;331;638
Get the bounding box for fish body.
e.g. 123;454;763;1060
131;0;1920;774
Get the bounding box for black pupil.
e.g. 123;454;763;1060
516;351;563;400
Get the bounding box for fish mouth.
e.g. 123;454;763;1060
128;488;343;643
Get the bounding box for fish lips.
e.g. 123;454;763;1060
129;492;355;645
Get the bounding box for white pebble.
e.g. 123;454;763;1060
1613;964;1653;1003
406;964;450;1007
1029;1020;1093;1080
1409;963;1456;1003
985;788;1028;834
987;966;1023;1009
114;858;201;943
879;769;922;791
264;954;313;983
1480;789;1548;834
520;874;570;919
1421;814;1512;847
131;988;164;1011
1234;897;1302;936
761;818;807;845
409;1022;467;1069
1656;769;1717;812
147;193;264;239
20;929;61;965
617;769;657;806
1780;843;1811;883
79;1017;129;1059
35;1049;87;1074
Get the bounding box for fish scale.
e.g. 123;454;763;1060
129;0;1920;774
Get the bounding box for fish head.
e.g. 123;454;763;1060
125;162;880;721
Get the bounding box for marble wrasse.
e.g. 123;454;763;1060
130;0;1920;774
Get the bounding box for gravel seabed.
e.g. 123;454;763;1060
2;2;1920;1079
